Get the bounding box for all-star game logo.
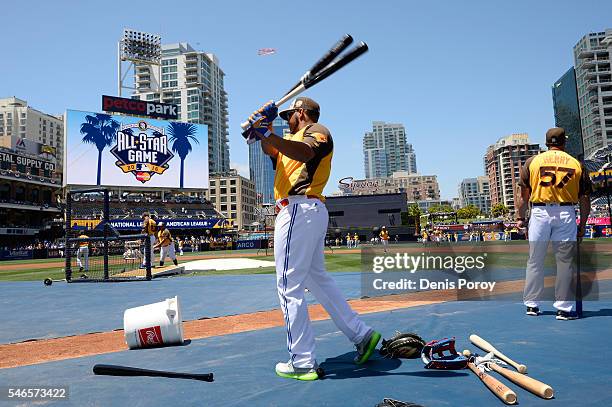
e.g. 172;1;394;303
110;121;174;183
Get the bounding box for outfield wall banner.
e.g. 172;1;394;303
64;110;208;188
0;249;33;260
235;240;266;250
107;218;228;230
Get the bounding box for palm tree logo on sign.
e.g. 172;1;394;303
80;113;121;185
167;122;199;188
110;120;175;184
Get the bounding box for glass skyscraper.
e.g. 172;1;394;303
552;67;584;159
248;117;288;204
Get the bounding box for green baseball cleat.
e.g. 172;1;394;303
355;330;381;365
275;361;321;381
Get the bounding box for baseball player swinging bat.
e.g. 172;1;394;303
469;334;527;373
240;34;368;130
93;364;214;382
467;359;517;404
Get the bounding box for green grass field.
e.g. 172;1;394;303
1;240;609;282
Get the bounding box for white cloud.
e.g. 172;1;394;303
231;162;250;178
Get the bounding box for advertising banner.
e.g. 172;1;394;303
64;110;208;188
102;95;179;120
107;218;228;230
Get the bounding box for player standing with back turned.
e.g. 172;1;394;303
243;97;381;381
517;128;592;320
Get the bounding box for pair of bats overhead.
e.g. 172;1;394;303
240;33;369;131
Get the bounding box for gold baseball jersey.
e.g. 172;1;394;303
143;219;157;236
78;234;88;247
379;230;389;240
157;229;173;247
273;123;333;201
519;150;592;203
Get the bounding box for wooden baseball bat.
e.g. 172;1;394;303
469;334;527;373
468;361;517;404
488;363;554;399
93;364;213;382
240;40;368;129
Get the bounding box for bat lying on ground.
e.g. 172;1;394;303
93;364;213;382
469;334;527;373
485;361;553;399
240;34;368;130
467;358;517;405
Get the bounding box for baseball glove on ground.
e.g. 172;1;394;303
375;398;425;407
379;331;425;359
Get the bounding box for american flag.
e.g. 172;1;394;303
257;48;277;56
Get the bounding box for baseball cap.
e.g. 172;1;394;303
546;127;566;146
279;97;320;121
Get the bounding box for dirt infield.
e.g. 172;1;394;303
2;269;610;370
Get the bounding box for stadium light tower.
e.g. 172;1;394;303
117;28;162;97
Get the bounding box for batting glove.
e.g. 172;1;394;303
242;101;277;143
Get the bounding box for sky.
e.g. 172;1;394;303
1;0;611;199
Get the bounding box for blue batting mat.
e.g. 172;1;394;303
2;300;611;406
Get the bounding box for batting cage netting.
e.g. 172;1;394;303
64;188;152;282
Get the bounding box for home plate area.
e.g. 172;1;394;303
183;258;275;272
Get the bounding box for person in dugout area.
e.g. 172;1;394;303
353;233;360;248
154;222;179;268
345;233;352;248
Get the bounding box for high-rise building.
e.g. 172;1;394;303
484;133;541;214
206;169;256;230
552;68;583;160
248;117;288;204
573;29;612;158
0;97;64;168
363;121;417;178
458;176;491;214
132;42;230;175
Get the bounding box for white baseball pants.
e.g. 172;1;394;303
274;196;371;368
76;247;89;271
160;244;177;263
523;206;577;312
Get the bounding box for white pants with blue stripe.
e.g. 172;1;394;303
274;196;372;368
523;206;577;312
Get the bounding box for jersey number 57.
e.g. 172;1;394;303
539;166;575;188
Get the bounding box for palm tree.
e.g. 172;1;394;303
80;114;120;185
167;122;199;188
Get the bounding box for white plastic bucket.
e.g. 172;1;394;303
123;296;184;349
